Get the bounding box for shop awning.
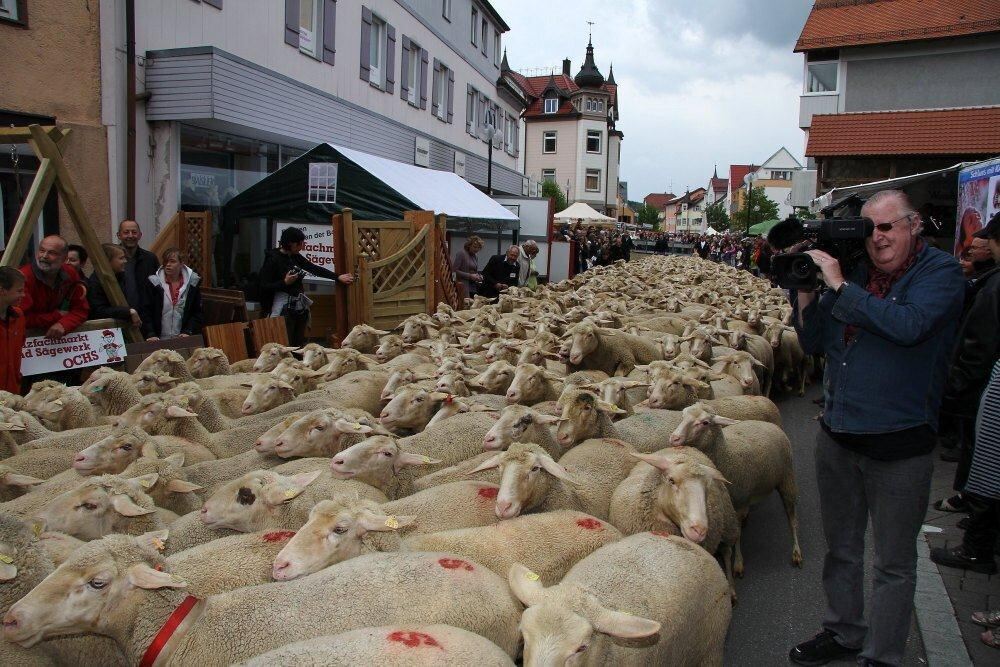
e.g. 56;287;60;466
223;143;519;230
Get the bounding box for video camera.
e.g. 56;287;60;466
767;213;873;290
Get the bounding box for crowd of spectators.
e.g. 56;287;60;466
553;220;634;273
633;228;772;275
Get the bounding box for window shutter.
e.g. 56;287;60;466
466;85;474;134
431;58;445;116
419;51;429;110
480;94;488;142
446;68;455;123
322;0;336;65
284;0;300;47
203;0;223;8
400;37;410;101
359;7;372;81
385;24;396;94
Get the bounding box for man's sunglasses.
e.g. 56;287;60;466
872;212;915;233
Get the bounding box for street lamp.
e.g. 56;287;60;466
743;172;755;234
484;108;497;196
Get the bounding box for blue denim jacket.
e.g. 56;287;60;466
793;244;964;434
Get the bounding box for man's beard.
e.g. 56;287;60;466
37;259;56;272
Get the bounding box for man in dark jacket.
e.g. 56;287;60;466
117;220;158;320
931;213;1000;574
87;244;144;330
478;245;521;299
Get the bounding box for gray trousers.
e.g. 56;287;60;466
815;430;933;666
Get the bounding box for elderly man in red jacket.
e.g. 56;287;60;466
19;235;89;339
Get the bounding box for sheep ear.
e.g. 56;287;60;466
111;494;155;517
0;471;44;488
130;473;159;491
531;413;562;425
538;456;581;486
507;563;546;606
711;414;740;426
140;442;158;459
0;562;17;581
163;452;184;467
165;405;198;419
592;607;661;639
629;452;674;472
467;453;504;475
127;563;187;590
697;464;731;485
356;511;416;533
265;470;322;505
0;421;25;431
167;479;202;493
395;451;441;469
595;400;625;415
334;419;373;435
156;376;179;386
239;381;254;388
428;392;450;402
137;529;170;552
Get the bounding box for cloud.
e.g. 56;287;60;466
500;0;810;202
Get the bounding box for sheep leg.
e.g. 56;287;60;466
719;543;737;604
779;475;804;567
733;507;750;577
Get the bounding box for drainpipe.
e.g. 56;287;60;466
604;128;611;217
126;0;136;219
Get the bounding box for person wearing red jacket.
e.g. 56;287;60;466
19;235;89;339
0;267;27;394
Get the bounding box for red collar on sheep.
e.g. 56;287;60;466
138;594;201;667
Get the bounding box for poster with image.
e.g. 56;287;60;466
273;221;336;282
955;157;1000;255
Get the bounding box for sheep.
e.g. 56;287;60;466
718;329;775;395
311;368;391;415
0;448;78;482
297;342;333;370
711;351;764;395
0;465;43;501
134;349;197;381
329;437;442;499
399;315;438;344
483;338;522;364
23;386;102;432
119;453;203;516
609;447;740;594
248;341;297;372
269;408;379;459
669;403;802;574
433;372;472;397
506;363;565;405
378;386;452;434
35;474;166;540
374;334;409;362
380;367;435;401
551;388;626;448
0;390;25;412
566;321;664;376
586;377;650;416
133;370;184;396
0;408;112;450
470;360;517;395
239;625;515;667
507;532;731;666
646;372;782;425
340;323;389;353
73;424;216;472
185;347;233;378
318;348;379;382
165;530;300;597
4;537;522;663
763;321;807;396
81;369;142;415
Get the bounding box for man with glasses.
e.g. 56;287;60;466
787;190;964;667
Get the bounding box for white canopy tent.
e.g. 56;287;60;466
705;227;719;236
554;202;617;227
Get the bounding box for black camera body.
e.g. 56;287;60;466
767;216;874;290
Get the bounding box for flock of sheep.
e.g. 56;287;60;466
0;254;811;666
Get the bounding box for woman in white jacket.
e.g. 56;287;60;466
145;247;203;341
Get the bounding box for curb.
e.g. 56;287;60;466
915;531;973;667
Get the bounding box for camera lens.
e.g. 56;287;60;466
790;257;814;279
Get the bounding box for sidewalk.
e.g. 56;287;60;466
920;448;997;666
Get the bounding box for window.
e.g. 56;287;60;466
806;61;838;93
503;114;513;153
0;0;24;25
544;98;558;114
543;131;556;153
770;170;792;180
298;0;322;58
308;162;339;203
481;18;488;56
471;8;478;46
442;0;451;21
466;86;479;135
542;169;556;183
433;63;449;121
369;15;386;87
406;39;421;105
586;130;602;154
494;31;501;67
585;169;601;192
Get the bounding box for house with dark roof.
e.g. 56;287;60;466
504;38;623;217
795;0;1000;193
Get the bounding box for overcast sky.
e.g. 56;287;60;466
499;0;813;202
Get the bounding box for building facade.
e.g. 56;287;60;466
507;39;623;217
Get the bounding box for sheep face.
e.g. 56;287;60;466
506;364;555;405
36;478;156;541
593;379;648;411
199;470;321;532
382;369;417;401
271;498;412;581
330;436;438;482
374;335;406;362
2;533;178;648
378;387;444;433
554;390;619;448
473;361;515;395
462;329;495;353
297;343;329;370
435;358;472;379
400;319;432;344
646;373;707;410
483;339;518;364
320;350;366;382
567;324;601;366
74;428;153;475
483;406;557;451
711;353;759;391
341;325;387;353
272;410;372;458
433;373;469;397
253;415;300;453
508;566;661;666
241;378;297;416
632;452;726;544
669;405;738;448
472;444;574;520
133;372;182;396
187;348;228;378
762;323;784;349
252;343;294;372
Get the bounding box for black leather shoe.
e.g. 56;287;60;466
958;516;972;531
930;544;998;574
789;629;860;666
858;660;893;667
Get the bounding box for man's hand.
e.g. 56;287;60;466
804;249;846;291
283;269;301;285
129;308;142;327
147;337;160;342
45;323;66;339
178;333;189;338
471;273;483;283
337;273;354;285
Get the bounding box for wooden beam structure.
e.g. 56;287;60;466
0;124;143;342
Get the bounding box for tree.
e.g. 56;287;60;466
794;206;817;220
541;180;567;212
731;186;780;231
705;201;730;231
636;204;660;230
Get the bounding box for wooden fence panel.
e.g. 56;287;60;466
203;322;249;363
250;317;289;353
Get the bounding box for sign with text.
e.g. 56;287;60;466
273;222;337;282
21;328;127;376
956;157;1000;256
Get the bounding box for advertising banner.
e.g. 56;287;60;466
956;157;1000;255
21;328;126;376
273;221;337;282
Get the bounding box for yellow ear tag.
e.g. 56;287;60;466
151;538;165;552
353;423;362;430
139;479;153;488
421;456;432;463
384;516;400;529
0;554;13;564
31;522;43;537
524;570;540;581
284;489;298;500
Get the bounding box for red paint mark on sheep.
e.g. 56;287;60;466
262;531;296;542
438;558;474;571
576;518;603;531
387;631;443;649
651;531;672;538
477;486;498;499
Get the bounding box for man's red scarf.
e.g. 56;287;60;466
844;239;924;344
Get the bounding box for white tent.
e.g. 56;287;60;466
705;227;719;236
554;201;617;226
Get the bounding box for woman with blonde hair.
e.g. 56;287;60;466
452;235;484;297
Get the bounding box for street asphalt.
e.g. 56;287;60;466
723;383;926;666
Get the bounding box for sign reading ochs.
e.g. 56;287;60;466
21;328;127;376
273;222;337;282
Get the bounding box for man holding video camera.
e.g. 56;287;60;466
787;190;964;667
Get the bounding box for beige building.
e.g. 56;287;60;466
506;38;623;217
1;0;113;246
